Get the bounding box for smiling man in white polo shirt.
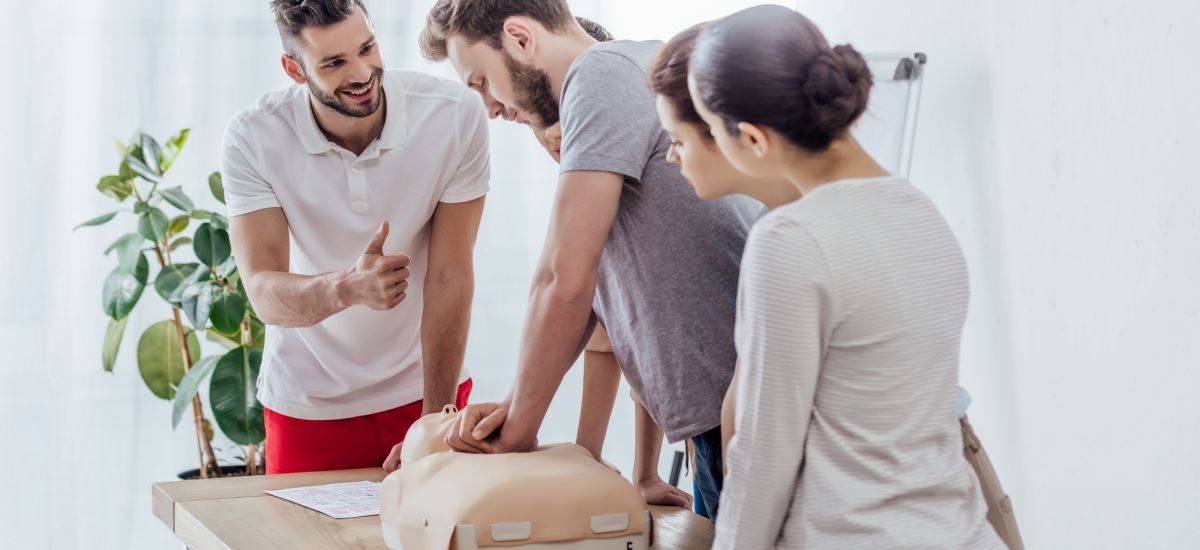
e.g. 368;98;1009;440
221;0;489;474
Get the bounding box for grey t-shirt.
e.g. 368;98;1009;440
559;40;763;442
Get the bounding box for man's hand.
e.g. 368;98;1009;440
341;220;411;310
637;474;693;509
445;402;509;453
382;442;403;472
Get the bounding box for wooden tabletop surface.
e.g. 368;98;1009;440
152;468;714;550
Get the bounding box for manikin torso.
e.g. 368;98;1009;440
379;406;652;550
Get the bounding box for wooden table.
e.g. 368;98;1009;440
153;468;714;549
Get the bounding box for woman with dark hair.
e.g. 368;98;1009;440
687;5;1005;549
649;21;800;520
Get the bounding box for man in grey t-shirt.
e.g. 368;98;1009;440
419;0;760;518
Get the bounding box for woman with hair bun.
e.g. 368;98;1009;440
688;5;1005;549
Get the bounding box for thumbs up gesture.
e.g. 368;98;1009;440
341;220;411;310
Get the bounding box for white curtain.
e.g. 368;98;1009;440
0;1;781;547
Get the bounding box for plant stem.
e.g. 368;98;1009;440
239;313;259;476
153;244;220;479
246;444;258;476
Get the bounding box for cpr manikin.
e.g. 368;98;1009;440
380;406;653;550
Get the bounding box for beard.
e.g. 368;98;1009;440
306;66;385;118
502;50;559;127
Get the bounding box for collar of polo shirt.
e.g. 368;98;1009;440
292;74;409;156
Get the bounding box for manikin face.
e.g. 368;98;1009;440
447;33;559;128
286;6;385;118
655;96;747;200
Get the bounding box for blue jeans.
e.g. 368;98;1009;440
690;426;724;520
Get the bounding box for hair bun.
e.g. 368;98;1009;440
802;43;872;135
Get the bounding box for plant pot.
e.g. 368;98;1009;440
177;463;266;480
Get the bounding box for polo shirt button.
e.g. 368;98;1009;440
351;168;360;175
351;201;368;211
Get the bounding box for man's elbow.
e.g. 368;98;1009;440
537;271;595;307
240;275;291;328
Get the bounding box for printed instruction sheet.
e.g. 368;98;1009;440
264;481;381;519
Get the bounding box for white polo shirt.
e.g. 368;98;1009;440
220;69;489;420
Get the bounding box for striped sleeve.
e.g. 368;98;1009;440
714;218;833;549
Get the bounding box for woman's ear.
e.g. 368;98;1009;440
736;122;772;159
501;16;537;62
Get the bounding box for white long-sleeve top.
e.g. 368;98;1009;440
715;176;1004;549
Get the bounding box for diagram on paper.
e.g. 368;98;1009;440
265;481;381;519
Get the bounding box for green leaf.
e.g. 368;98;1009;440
97;176;133;202
193;223;231;267
125;153;161;183
216;256;238;279
248;316;265;350
180;281;213;330
137;207;170;242
136;320;201;400
167;215;190;238
133;201;150;215
159;187;195;212
209;289;245;335
154;263;199;301
208;172;225;205
206;329;240;350
140;133;163;176
113;136;128;157
161;128;190;172
119;159;136;182
114;233;145;272
237;277;257;319
188;209;212;220
169;237;192;252
210;347;265;445
209;212;229;230
102;254;149;320
171;355;217;429
168;266;211;303
102;316;128;373
104;232;140;256
74;211;118;231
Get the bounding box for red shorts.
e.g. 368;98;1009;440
264;379;472;475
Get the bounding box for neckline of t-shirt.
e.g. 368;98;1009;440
805;174;905;197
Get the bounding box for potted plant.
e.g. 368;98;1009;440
76;129;266;478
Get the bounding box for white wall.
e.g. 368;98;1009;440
794;0;1200;547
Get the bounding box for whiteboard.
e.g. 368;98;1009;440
851;53;926;178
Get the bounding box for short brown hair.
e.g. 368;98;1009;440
271;0;370;58
420;0;574;61
649;23;710;138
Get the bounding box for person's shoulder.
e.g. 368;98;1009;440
571;40;662;74
387;69;471;105
746;201;826;257
562;40;663;106
225;83;304;143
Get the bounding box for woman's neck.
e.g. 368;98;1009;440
742;178;804;210
782;136;890;195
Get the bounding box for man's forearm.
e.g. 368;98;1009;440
421;275;474;414
245;270;349;328
505;277;597;447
